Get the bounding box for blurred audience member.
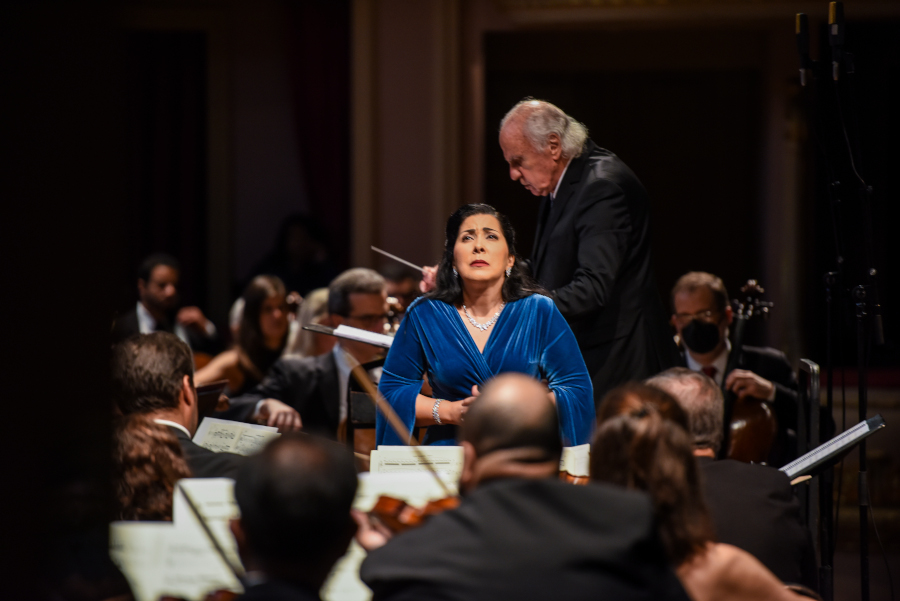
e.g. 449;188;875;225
380;263;421;312
224;269;387;440
647;368;816;590
196;276;290;396
112;253;221;357
231;434;358;601
592;383;803;601
284;287;335;358
112;414;192;521
249;214;338;296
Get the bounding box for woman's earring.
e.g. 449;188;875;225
506;268;511;278
453;267;458;278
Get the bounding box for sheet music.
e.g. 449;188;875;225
193;417;279;455
173;478;242;570
321;473;459;601
334;325;394;349
369;445;464;481
560;444;590;477
110;521;243;601
781;414;886;479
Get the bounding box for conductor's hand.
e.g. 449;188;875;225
725;369;775;401
352;509;393;552
420;265;438;293
255;399;303;432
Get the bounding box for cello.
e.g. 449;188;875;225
719;280;778;463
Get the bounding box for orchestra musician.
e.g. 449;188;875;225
376;203;595;447
646;368;817;590
591;383;806;601
195;275;291;396
669;271;799;465
360;373;690;601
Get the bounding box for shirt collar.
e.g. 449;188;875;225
153;418;192;439
549;158;571;202
136;301;156;334
684;339;731;385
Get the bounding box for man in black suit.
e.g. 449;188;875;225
231;434;358;601
670;271;798;465
111;253;221;356
646;367;816;589
498;99;678;406
224;268;388;439
357;373;689;601
111;332;299;478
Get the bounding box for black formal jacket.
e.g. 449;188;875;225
221;352;340;439
238;579;321;601
111;305;222;356
698;457;817;590
681;344;800;465
167;425;245;479
360;478;690;601
532;141;678;397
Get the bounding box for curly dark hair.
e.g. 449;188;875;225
112;414;192;521
427;204;546;305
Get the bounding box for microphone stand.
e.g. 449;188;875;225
796;6;886;601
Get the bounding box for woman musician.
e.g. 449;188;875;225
376;203;595;447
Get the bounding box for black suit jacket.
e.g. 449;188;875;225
698;457;816;589
111;305;222;356
238;580;321;601
167;425;245;479
681;344;799;465
360;478;690;601
222;353;341;439
532;141;677;401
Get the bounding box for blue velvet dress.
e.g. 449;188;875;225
376;294;595;447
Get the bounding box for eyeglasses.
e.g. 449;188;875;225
673;309;720;325
345;313;389;328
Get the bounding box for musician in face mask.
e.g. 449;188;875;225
669;272;799;467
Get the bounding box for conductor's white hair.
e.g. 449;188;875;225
500;99;588;159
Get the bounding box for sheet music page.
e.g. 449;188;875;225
560;444;590;477
173;478;242;570
369;445;464;481
334;324;394;348
110;521;243;601
321;473;459;601
192;417;279;455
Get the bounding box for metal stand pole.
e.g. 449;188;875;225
854;285;869;601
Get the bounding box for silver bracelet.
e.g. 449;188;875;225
432;398;443;424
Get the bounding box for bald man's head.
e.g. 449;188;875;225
461;373;562;463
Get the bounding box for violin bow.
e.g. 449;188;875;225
179;486;247;588
344;351;455;498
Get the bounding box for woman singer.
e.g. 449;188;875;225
376;203;595;447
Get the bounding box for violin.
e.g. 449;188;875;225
368;495;462;534
720;280;778;464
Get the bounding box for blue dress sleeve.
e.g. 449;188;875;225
376;300;427;445
538;298;596;446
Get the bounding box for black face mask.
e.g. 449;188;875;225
681;319;721;354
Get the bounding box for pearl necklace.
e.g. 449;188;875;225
463;303;506;332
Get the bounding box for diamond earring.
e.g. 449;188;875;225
506;268;511;278
453;267;458;277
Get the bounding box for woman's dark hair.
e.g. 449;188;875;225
427;204;546;304
238;275;288;379
112;414;192;521
590;385;714;565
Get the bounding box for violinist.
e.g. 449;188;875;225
376;203;594;447
646;368;817;590
359;373;689;601
230;434;358;601
670;272;798;466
